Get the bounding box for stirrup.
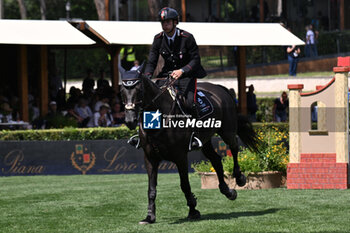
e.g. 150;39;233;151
127;134;141;149
189;132;203;151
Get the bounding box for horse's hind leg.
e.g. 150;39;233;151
201;142;237;200
175;158;201;220
219;133;247;187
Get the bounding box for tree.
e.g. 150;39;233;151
94;0;105;20
148;0;160;21
40;0;46;20
0;0;3;19
168;0;180;11
17;0;27;19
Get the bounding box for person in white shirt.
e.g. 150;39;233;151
130;60;140;71
75;98;93;127
94;95;110;112
305;24;318;57
88;103;112;127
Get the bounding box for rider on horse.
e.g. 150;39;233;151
128;7;207;150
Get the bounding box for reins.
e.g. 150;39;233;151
151;76;177;104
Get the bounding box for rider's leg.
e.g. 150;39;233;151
179;78;202;150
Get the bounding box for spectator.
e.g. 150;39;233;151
28;96;40;122
305;24;318;57
75;97;93;127
120;46;136;70
45;101;63;128
65;103;84;127
273;92;289;122
97;68;110;91
0;102;14;123
55;88;67;112
228;88;238;104
286;27;301;76
286;45;301;76
130;60;140;71
67;86;81;107
246;84;258;122
82;69;95;95
94;94;110;112
88;103;112;127
111;101;125;126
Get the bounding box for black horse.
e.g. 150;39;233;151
120;67;260;224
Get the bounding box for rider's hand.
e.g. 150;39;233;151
171;69;184;80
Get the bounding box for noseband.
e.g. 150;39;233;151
122;79;143;111
122;75;176;112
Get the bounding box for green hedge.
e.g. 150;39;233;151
0;126;137;141
0;123;288;141
256;97;276;122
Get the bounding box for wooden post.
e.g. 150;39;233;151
340;0;344;30
237;46;247;115
40;45;49;117
17;45;29;122
110;46;121;94
259;0;264;22
217;0;221;20
287;84;304;163
181;0;186;22
333;66;349;163
105;0;109;20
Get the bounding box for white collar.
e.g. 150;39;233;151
165;28;179;41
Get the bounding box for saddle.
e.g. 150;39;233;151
195;90;214;119
156;77;214;119
167;86;214;119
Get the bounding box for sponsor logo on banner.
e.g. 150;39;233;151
71;144;96;175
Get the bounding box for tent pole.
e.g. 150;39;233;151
17;45;29;122
63;48;67;95
40;45;48;117
237;46;247;115
110;46;121;94
181;0;186;22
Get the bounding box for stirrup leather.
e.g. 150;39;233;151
189;132;203;151
127;134;141;149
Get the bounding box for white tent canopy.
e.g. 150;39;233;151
0;20;95;45
85;21;305;46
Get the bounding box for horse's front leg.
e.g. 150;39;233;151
139;155;159;225
176;157;201;220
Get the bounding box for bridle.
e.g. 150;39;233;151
121;73;176;113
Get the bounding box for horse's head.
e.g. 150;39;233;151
120;65;144;130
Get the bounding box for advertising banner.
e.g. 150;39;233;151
0;138;230;176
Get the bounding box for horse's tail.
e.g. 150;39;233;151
237;115;261;153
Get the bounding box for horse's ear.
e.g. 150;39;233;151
137;61;146;73
137;61;146;79
118;63;126;79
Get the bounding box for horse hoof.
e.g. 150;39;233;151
227;189;237;201
139;216;155;225
188;209;201;220
236;174;247;187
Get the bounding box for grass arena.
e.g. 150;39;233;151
1;65;350;232
1;174;350;233
0;16;350;233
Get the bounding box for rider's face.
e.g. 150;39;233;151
161;19;176;35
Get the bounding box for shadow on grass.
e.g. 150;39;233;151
170;208;281;224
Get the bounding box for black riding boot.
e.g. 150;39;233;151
128;134;140;149
189;103;203;151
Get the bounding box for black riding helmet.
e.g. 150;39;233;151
158;7;179;22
